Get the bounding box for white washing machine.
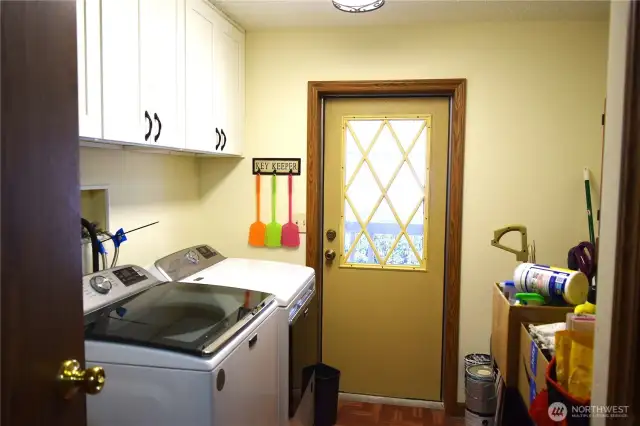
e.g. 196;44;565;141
83;264;280;426
151;245;317;426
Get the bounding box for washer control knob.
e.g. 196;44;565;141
185;250;200;264
90;275;112;295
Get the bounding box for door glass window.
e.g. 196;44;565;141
342;116;430;269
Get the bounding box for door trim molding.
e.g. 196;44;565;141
306;79;467;417
607;2;640;421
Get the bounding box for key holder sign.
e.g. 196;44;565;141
252;158;301;175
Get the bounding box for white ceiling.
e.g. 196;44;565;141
212;0;610;30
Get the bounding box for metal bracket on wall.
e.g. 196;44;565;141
252;158;302;175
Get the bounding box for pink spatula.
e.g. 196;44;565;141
281;173;300;248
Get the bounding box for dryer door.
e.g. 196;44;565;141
212;310;279;426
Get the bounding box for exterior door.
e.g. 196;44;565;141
322;97;450;401
1;1;88;425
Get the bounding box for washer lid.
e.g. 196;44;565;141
182;257;315;306
85;281;275;357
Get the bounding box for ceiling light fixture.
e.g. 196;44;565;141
332;0;385;13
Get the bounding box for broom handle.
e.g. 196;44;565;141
584;168;595;245
288;174;293;223
256;174;260;221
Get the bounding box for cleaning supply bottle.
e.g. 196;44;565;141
514;263;589;306
502;280;517;304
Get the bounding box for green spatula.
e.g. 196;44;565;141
265;173;282;247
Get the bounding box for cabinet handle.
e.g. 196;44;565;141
144;111;152;141
248;334;258;348
220;129;227;151
215;128;221;150
153;113;162;142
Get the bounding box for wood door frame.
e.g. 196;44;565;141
606;1;640;423
306;79;466;417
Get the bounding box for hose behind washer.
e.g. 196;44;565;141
103;231;120;268
81;218;100;273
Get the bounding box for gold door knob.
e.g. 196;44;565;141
324;249;336;261
57;359;106;400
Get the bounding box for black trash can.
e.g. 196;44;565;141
314;363;341;426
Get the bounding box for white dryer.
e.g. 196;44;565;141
151;245;318;426
84;264;280;426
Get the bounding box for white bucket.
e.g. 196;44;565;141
465;409;495;426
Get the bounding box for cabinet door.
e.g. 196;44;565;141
212;312;279;426
140;0;185;149
77;0;102;139
102;0;146;144
232;26;245;156
185;0;219;153
214;20;244;155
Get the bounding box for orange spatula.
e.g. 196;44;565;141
248;173;266;247
282;173;300;248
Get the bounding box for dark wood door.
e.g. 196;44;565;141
1;2;87;425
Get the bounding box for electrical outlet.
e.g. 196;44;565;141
294;213;307;234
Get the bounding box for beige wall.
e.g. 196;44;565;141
80;147;203;268
591;1;630;420
201;20;609;401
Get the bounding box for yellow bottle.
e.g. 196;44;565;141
574;286;596;314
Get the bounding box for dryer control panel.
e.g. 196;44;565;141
83;265;161;315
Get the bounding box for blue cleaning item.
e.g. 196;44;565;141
114;228;128;248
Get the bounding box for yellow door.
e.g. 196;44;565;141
322;97;450;401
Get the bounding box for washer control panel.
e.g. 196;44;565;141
83;265;161;315
154;244;226;281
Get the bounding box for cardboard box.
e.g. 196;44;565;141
518;324;551;409
491;283;572;386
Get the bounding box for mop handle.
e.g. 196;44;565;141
584;168;596;245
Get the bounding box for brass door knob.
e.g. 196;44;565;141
324;249;336;261
326;229;337;241
57;359;106;400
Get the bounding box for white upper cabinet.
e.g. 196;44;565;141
101;0;145;144
140;0;185;149
185;0;218;153
214;19;245;156
77;0;102;139
185;0;245;155
102;0;185;149
83;0;243;155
